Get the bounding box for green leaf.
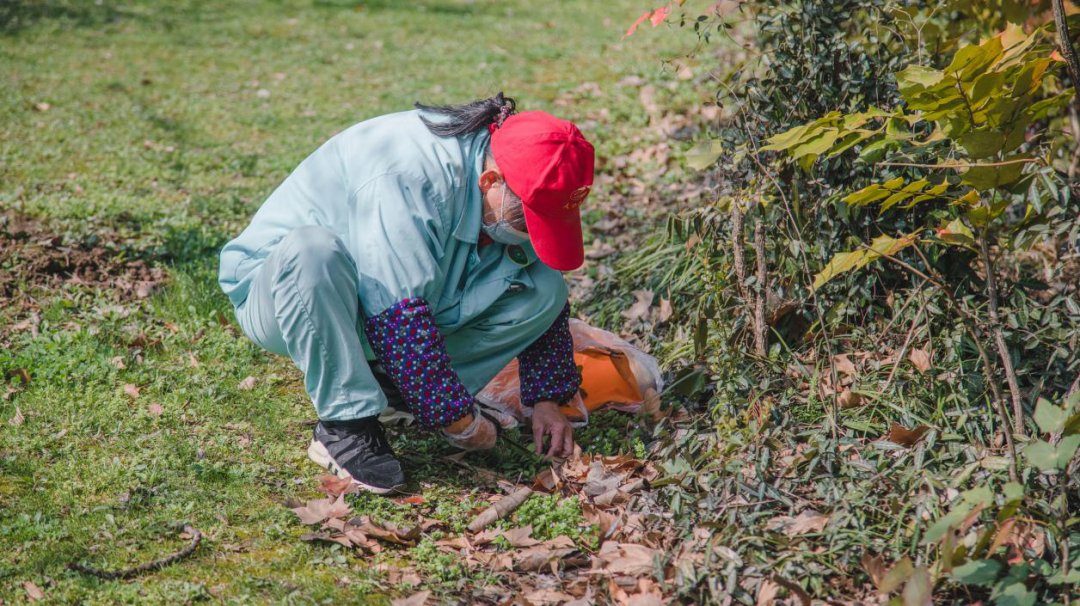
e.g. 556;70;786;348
951;559;1001;585
685;140;724;170
960;160;1027;190
937;218;975;248
896;65;943;98
1028;91;1074;120
1033;399;1066;434
957;130;1005;159
812;249;870;290
1059;434;1080;466
993;581;1036;606
1023;440;1059;472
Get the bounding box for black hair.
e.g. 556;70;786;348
414;92;516;137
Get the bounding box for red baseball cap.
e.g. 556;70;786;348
490;111;595;271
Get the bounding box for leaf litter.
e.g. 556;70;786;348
286;448;684;604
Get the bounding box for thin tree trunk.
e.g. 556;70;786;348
732;204;749;302
1053;0;1080;103
753;219;768;357
980;233;1025;437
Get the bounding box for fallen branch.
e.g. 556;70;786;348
69;525;202;580
468;487;533;533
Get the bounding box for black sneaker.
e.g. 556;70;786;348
307;417;406;494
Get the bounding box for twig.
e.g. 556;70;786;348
467;487;533;533
979;232;1025;437
69;525;202;580
877;158;1037;169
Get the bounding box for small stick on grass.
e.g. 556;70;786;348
467;487;533;533
69;525;202;580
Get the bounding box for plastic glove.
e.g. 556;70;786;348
441;407;498;451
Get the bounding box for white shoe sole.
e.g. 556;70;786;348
306;439;401;495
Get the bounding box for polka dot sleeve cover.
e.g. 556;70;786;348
518;302;582;407
364;298;474;429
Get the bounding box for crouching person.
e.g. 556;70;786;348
218;94;595;494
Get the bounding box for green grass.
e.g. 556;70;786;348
0;1;696;602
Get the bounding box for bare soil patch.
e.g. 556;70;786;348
0;212;166;342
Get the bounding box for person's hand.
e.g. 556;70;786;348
531;401;575;459
441;408;498;451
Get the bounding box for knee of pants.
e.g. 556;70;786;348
274;226;356;287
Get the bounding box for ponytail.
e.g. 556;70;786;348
414;92;517;137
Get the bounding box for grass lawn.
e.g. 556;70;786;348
0;1;700;602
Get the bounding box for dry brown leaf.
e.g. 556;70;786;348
832;354;857;377
756;578;780;605
110;356;126;369
887;424;930;447
658;299;673;323
524;588;576;605
8;406;24;427
23;581;45;601
909;348;932;374
392;590;430;606
837;388;862;408
123;384;140;398
502;525;540;548
594;542;659;576
621;289;654;323
291;494;351;525
787;510;830;536
147;403;164;417
861;552;888;591
238;376;257;390
317;474;357;498
348;516;421;545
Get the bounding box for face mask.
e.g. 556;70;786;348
481;183;530;246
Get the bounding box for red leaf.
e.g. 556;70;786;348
624;10;651;37
649;5;670;26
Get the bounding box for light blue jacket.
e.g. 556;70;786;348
218;109;567;336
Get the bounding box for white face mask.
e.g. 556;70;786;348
481;182;529;246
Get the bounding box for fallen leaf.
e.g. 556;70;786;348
786;510;830;536
187;352;199;368
147;403;164;416
832;354;857;377
110;356;127;369
318;474;357;498
593;542;658;576
394;495;426;505
33;102;50;112
123;384;140;398
861;552;888;591
238;376;257;390
9;407;24;426
658;299;673;323
887;424;930;447
502;525;540;548
756;578;780;606
23;581;44;601
837;388;862;408
908;348;932;374
524;588;575;605
291;494;351;525
392;590;430;606
348;516;421;545
621;289;654;323
6;368;30;385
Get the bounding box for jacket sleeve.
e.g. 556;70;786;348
364;298;475;429
351;173;474;429
517;302;582;407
